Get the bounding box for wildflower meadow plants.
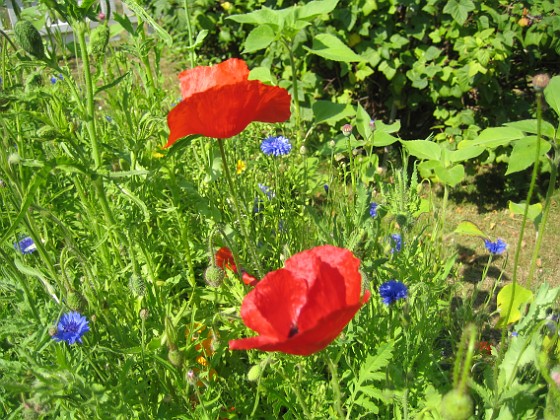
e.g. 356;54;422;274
1;1;560;419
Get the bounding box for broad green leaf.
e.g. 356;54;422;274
447;146;484;163
375;120;400;134
443;0;475;25
312;101;354;124
458;126;525;149
227;7;284;29
307;34;364;63
122;0;173;46
355;103;373;140
505;136;551;175
504;119;556;139
249;67;273;84
371;131;399;147
435;163;465;187
296;0;339;20
517;283;560;332
496;284;534;326
544;75;560;118
243;25;276;53
401;140;442;161
508;201;542;222
454;221;486;238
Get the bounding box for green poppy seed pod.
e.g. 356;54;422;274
204;266;225;287
89;24;110;56
168;348;184;368
14;20;45;59
440;389;474;420
247;364;262;382
66;291;86;311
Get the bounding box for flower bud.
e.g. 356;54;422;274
204;266;225;287
247;364;261;382
8;152;21;165
440;389;474;420
139;308;149;320
532;73;550;92
341;124;353;137
168;347;184;368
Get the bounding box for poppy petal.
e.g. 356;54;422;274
179;58;249;99
241;272;259;286
240;269;307;339
215;247;237;272
167;82;290;145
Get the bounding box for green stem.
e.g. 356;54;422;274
493;90;543;417
284;38;302;145
346;134;357;200
183;0;196;68
325;354;345;418
217;139;264;278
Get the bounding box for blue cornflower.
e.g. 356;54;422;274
484;238;507;255
324;184;329;194
379;280;408;305
52;311;90;345
390;233;402;253
370;202;378;218
260;136;292;156
50;76;57;84
105;115;113;123
14;236;37;254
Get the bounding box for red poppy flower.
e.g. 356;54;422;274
229;245;370;356
166;58;291;147
215;247;259;287
477;341;493;355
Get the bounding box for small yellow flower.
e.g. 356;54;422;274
152;150;164;159
221;1;232;11
236;159;246;174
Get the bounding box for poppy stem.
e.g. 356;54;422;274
325;354;345;418
217;139;264;278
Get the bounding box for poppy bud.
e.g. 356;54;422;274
440;389;473;420
14;20;45;59
204;265;225;287
66;291;86;311
139;308;149;320
168;347;184;368
247;365;261;382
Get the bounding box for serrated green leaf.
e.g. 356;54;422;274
307;34;364;63
505;136;551;175
435;163;465;186
227;7;283;29
443;0;475;25
355;103;372;140
496;284;533;326
508;201;542;222
122;0;172;46
243;25;276;53
447;146;484;163
454;221;487;238
312;100;354;124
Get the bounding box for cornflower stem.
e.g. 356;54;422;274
167;164;196;287
470;254;493;315
346;134;357;200
75;21;124;268
283;38;302;145
217;139;264;278
325;353;345;419
492;90;543;418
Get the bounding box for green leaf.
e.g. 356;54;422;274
443;0;475;25
544;75;560;119
227;7;283;29
508;201;542;223
95;71;130;96
296;0;339;20
504;119;556;139
306;33;364;63
454;221;487;238
312;101;354;124
435;163;465;187
243;25;276;53
121;0;173;46
458;126;525;149
401;140;442;161
249;67;274;84
496;284;534;326
446;146;484;163
355;103;372;140
371;131;399;147
505;136;551;175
